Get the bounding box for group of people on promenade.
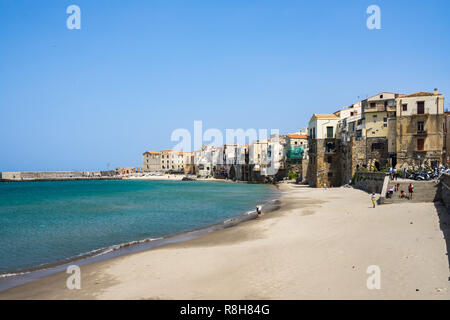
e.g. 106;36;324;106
388;167;398;180
375;182;415;207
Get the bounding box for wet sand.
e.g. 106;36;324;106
1;183;449;299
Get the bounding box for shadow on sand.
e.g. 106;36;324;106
434;201;450;279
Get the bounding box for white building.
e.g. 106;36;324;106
308;114;340;140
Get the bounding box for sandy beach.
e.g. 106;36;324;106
1;183;449;300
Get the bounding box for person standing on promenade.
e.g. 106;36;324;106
371;193;377;208
408;183;414;200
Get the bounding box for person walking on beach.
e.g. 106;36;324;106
408;183;414;200
371;193;376;208
256;205;262;219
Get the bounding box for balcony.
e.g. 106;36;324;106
411;107;430;116
414;130;427;136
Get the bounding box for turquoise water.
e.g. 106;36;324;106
0;180;275;274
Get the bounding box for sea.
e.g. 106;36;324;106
0;179;276;274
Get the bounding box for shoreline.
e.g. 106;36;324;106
0;183;281;292
1;183;448;299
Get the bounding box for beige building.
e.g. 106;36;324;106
395;90;445;168
306;114;341;188
362;92;398;138
183;152;195;174
160;149;184;172
143;151;161;172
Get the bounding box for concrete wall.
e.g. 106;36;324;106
353;172;389;194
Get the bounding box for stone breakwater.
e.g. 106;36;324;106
0;171;120;182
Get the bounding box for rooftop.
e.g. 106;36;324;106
286;134;308;139
311;114;340;120
400;91;442;98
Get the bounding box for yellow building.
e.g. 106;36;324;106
395;90;445;168
362;92;398;138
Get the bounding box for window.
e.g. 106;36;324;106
383;124;387;127
417;138;425;151
326;126;334;138
373;114;377;118
402;104;407;111
380;94;383;99
325;142;336;153
370;102;376;108
327;156;332;163
383;117;387;122
418;121;424;132
371;143;384;151
417;101;425;114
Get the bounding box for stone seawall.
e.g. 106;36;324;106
0;171;121;182
440;173;450;210
353;172;389;196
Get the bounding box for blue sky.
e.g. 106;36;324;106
1;0;449;171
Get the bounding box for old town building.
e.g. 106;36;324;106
395;90;445;168
143;151;161;172
306;114;341;188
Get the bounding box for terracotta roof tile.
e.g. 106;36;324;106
286;134;308;139
312;114;339;119
400;92;440;98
